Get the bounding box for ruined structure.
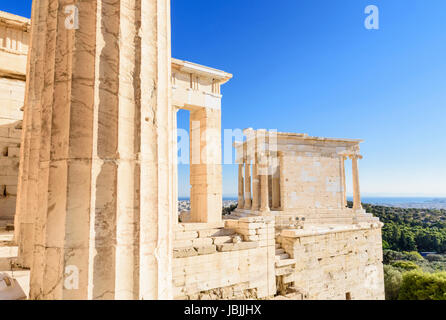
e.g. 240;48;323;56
0;1;384;300
0;11;29;226
231;130;384;299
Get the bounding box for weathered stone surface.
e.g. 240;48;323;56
275;267;295;276
11;0;174;300
181;222;225;231
216;241;258;252
175;231;199;241
281;226;385;300
195;245;217;256
198;228;235;238
174;247;198;259
212;236;233;245
192;238;213;247
173;240;193;249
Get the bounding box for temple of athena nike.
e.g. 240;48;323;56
0;2;384;300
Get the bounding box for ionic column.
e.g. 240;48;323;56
238;163;244;209
251;159;260;211
351;155;363;211
18;0;173;300
259;154;270;213
272;159;280;210
244;158;252;209
341;156;347;208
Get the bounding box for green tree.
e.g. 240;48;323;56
391;260;420;272
398;270;446;300
384;265;403;300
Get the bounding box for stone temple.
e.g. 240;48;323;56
0;2;384;300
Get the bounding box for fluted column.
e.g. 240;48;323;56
244;158;252;209
351;155;363;211
17;0;173;300
238;163;244;209
14;0;42;265
259;153;270;213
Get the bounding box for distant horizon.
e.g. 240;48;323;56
178;195;446;200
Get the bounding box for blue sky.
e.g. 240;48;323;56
4;1;446;198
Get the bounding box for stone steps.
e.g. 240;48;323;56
274;244;296;274
275;253;290;261
276;258;296;268
274;243;297;296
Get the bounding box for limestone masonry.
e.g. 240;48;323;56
0;2;384;300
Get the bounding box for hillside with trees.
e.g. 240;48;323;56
352;202;446;300
359;202;446;253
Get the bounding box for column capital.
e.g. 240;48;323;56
349;154;363;160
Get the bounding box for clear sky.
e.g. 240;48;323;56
4;1;446;198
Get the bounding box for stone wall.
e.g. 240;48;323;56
172;218;276;300
280;223;385;300
280;152;344;210
0;134;20;222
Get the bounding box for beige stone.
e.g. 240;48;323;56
175;231;199;241
0;2;384;301
195;245;217;256
174;248;198;259
174;240;193;249
198;228;235;238
212;236;233;245
11;0;175;300
192;238;213;247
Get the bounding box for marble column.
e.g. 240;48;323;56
341;156;347;208
272;157;280;210
17;0;173;300
251;158;260;211
238;163;244;209
189;107;222;223
259;154;270;213
244;158;252;209
279;153;286;211
14;0;41;265
351;155;363;211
